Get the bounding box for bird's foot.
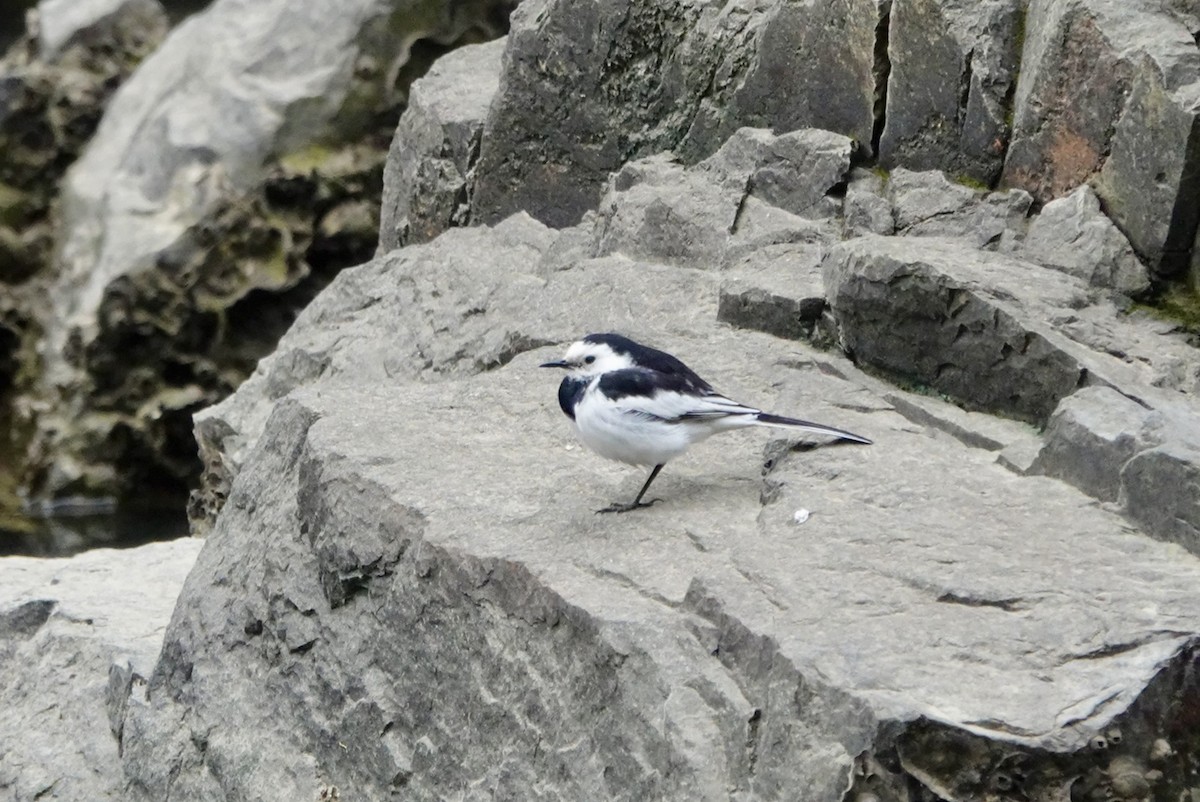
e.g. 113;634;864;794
595;498;662;514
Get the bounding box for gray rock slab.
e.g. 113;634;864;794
1002;0;1136;201
887;168;1031;247
1015;185;1151;295
0;538;203;801
120;338;1200;800
191;212;724;531
591;128;852;269
718;242;827;341
716;0;882;158
843;167;895;236
699;127;853;221
1030;386;1154;502
1122;439;1200;555
592;154;741;268
823;235;1200;423
470;0;881;228
882;391;1040;453
1097;56;1200;278
1031;386;1200;554
725;196;839;258
823;236;1093;422
879;0;1023;184
377;38;505;253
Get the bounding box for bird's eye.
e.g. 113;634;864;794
584;355;596;364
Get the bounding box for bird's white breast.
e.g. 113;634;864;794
572;381;696;467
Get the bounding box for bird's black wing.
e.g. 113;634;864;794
596;369;757;423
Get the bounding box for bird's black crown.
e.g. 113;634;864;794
582;333;712;393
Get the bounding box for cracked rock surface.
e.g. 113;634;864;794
127;288;1200;799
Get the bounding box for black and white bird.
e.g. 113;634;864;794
540;333;872;513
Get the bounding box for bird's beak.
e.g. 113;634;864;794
539;360;570;369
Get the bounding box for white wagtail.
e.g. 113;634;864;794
541;333;872;513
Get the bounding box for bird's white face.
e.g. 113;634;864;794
554;340;635;377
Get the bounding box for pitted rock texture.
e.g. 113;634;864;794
0;0;168;527
13;0;515;510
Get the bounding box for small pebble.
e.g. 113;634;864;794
793;508;811;524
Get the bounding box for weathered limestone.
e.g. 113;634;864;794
18;0;514;509
823;236;1093;423
1017;185;1151;295
3;0;1200;789
886;168;1031;247
34;0;165;60
591;128;852;269
1030;386;1152;502
592;153;742;269
823;234;1200;422
1032;386;1200;554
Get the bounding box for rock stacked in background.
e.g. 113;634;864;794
0;0;515;514
1;0;1200;799
0;0;168;515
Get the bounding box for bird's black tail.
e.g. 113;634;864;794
755;413;873;444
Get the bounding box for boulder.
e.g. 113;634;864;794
0;538;202;801
1001;0;1200;279
842;167;895;236
1030;386;1152;503
718;243;828;342
470;0;883;228
1031;386;1200;554
1123;440;1200;555
591;128;852;268
886;168;1031;246
592;153;741;268
117;218;1200;800
1097;55;1200;279
700;127;852;221
1016;185;1151;295
377;38;505;253
879;0;1023;184
823;236;1092;422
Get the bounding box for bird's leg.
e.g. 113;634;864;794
597;464;665;514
